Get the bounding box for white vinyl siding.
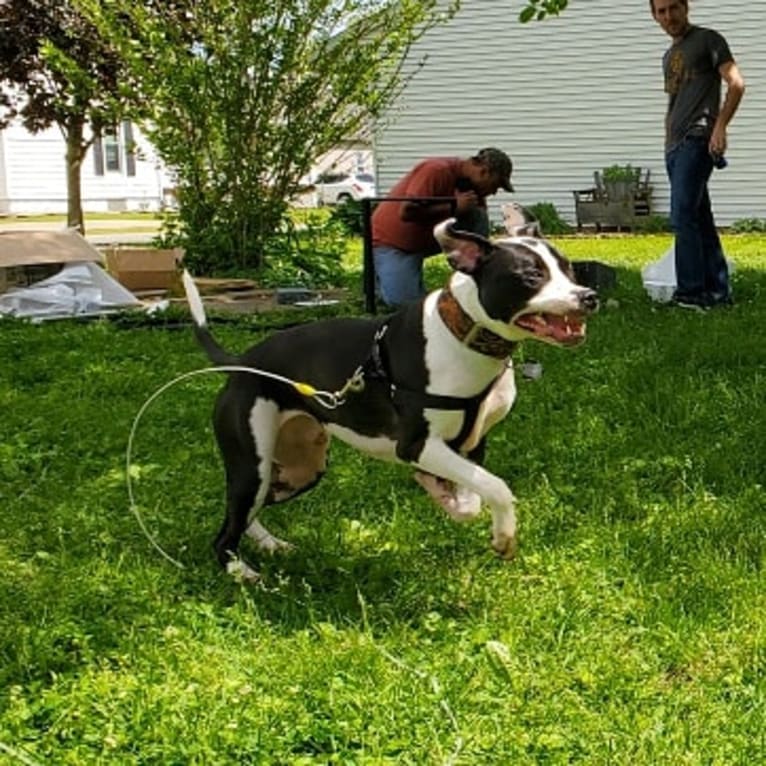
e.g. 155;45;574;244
0;120;168;215
374;0;765;227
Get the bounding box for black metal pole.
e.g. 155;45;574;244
360;196;457;314
361;197;375;314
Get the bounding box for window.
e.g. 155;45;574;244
103;127;121;172
92;121;136;177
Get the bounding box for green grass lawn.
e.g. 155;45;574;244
1;234;764;764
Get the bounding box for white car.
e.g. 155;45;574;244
314;172;376;206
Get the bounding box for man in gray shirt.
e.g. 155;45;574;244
651;0;745;309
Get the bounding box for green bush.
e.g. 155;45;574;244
731;217;766;233
527;201;573;235
258;215;348;288
328;198;372;237
632;214;671;233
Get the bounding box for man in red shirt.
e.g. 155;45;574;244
372;148;514;307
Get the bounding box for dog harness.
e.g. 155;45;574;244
358;292;516;449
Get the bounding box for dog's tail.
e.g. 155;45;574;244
182;270;236;366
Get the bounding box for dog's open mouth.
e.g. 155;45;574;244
514;312;587;346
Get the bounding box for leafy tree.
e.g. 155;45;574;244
0;0;128;232
76;0;459;273
520;0;569;23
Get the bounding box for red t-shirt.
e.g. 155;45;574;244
372;157;463;255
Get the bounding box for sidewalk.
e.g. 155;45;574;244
0;217;162;246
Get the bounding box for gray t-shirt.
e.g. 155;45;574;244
662;25;734;150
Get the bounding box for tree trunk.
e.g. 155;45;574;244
65;119;86;234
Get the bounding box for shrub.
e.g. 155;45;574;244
632;214;671;233
731;217;766;233
257;215;348;288
527;202;574;235
328;198;372;237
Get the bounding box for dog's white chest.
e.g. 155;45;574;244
465;366;516;451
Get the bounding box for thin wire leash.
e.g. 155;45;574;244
126;364;366;569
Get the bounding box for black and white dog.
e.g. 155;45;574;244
183;217;597;580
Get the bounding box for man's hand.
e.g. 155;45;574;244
709;125;727;158
455;190;480;214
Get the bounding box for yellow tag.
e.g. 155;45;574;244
294;382;317;397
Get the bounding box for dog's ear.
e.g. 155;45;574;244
502;202;542;237
511;222;542;237
434;218;492;274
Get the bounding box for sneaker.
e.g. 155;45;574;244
711;293;734;308
672;293;711;312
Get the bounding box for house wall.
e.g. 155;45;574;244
374;0;765;228
0;120;172;215
0;128;8;211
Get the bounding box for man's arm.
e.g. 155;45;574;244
400;199;455;224
401;191;480;224
710;60;745;156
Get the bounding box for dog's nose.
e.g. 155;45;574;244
579;289;599;313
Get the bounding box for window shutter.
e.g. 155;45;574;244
123;121;136;177
93;135;104;176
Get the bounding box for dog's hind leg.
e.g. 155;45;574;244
414;472;482;521
215;463;263;582
213;398;281;581
413;438;486;521
245;412;328;556
415;438;517;559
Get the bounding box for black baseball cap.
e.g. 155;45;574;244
476;147;514;192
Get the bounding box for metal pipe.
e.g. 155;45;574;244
360;196;457;314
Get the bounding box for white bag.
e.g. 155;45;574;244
641;246;676;303
642;246;736;303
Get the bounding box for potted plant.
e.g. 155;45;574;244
601;164;640;201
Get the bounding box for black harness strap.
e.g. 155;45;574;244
391;378;499;451
361;321;503;450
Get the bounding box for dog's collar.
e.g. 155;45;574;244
437;289;516;359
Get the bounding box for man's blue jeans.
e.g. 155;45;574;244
666;136;730;303
373;245;426;307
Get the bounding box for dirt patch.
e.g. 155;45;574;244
160;277;351;314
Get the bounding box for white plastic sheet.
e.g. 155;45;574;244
641;246;676;303
642;246;736;304
0;261;140;320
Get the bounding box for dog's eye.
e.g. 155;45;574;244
521;267;545;288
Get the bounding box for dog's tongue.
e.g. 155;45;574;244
546;314;585;344
516;313;585;345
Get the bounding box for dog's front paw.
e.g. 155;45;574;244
246;519;294;554
226;558;261;583
491;533;518;561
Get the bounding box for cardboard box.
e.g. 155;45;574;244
0;229;103;294
0;229;140;318
104;246;184;292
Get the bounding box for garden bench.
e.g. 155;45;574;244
573;167;652;231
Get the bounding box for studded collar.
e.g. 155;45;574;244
436;288;517;359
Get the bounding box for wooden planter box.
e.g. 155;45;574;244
573;198;639;231
572;168;653;231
